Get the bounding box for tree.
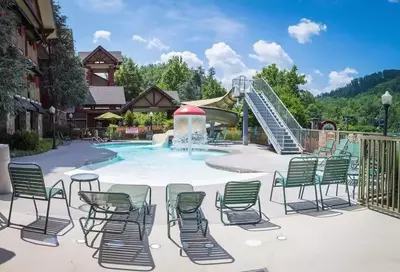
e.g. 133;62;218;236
160;56;190;91
115;56;143;101
177;67;203;101
201;68;226;100
139;63;167;89
0;0;32;120
41;3;88;109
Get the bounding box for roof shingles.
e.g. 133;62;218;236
84;86;126;105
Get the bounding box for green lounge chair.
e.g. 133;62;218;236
7;162;73;234
346;142;360;169
312;139;335;156
270;157;319;214
58;131;72;145
215;180;262;225
78;184;151;245
316;155;352;209
166;183;208;238
316;138;350;169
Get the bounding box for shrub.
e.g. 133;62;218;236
0;132;12;146
223;130;241;141
163;119;174;130
12;131;39;151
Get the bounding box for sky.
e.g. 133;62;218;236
58;0;400;95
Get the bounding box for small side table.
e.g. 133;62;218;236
69;173;100;206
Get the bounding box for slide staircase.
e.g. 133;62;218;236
234;76;304;154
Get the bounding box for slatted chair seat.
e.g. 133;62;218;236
7;162;74;234
215;180;262;225
166;184;208;238
270;157;319;214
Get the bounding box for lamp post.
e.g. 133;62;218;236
381;91;393;136
68;113;73;138
149;112;153;131
49;106;57;149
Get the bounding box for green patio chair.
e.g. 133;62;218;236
309;155;351;209
316;138;349;169
7;162;73;234
347;142;360;169
58;131;71;145
78;184;150;245
166;183;207;238
215;180;262;225
312;139;335;156
270;157;319;214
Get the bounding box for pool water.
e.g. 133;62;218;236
66;143;264;186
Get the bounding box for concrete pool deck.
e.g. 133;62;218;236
0;141;400;272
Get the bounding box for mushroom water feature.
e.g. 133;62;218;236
173;105;207;155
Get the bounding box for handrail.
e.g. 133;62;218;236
253;78;304;149
91;136;105;144
245;91;285;153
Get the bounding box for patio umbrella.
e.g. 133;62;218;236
94;112;123;120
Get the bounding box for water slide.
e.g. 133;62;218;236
152;129;174;147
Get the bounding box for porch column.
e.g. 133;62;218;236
242;100;249;145
108;66;115;86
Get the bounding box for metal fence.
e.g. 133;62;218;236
358;135;400;217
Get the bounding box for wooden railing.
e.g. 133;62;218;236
358;135;400;217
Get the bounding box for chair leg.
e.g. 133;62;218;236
318;184;324;210
283;187;288;215
33;199;39;219
97;178;101;191
325;184;330;196
300;186;305;199
7;195;15;227
44;198;52;234
69;180;74;207
335;184;339;196
63;194;74;228
298;187;302;199
269;184;275;201
313;184;320;211
345;182;351;207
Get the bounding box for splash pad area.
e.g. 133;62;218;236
65;105;264;186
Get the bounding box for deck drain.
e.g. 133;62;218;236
245;240;262;247
277;236;287;241
204;243;214;248
150;243;161;249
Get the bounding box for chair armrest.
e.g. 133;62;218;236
50;179;64;191
274;170;285;180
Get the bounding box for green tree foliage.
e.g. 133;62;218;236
177;67;203;101
0;0;32;118
254;64;309;126
41;3;88;109
115;56;143;101
201;68;226;100
139;63;167;89
160;56;191;91
123;110;135;126
316;71;400;132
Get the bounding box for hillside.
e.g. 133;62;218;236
315;70;400;132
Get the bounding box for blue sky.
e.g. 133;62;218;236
58;0;400;94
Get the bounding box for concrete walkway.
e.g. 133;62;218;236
0;141;400;272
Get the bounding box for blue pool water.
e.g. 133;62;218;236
66;143;266;186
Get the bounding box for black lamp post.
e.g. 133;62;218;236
149;111;153;131
381;91;393;136
49;106;57;149
68;113;73;138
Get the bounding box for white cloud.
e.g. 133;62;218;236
160;51;203;68
132;35;169;51
288;18;327;44
93;30;111;43
389;0;400;3
249;40;293;69
77;0;124;13
132;35;147;43
201;17;245;38
205;42;255;87
314;69;323;76
316;67;358;94
147;38;169;51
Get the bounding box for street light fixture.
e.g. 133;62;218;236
149;112;154;131
68;113;73;138
49;106;57;149
381;91;393;136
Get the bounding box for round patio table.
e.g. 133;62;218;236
69;173;100;206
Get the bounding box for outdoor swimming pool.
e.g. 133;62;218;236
65;142;264;186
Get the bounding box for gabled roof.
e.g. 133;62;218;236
121;85;180;112
84;86;126;105
78;46;122;64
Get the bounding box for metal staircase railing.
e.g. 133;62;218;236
253;78;305;150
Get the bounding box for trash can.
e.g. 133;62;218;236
0;144;11;194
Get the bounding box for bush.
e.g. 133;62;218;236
223;130;241;141
163;119;174;130
0;132;12;146
12;131;39;151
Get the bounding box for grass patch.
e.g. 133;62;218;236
11;138;61;158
